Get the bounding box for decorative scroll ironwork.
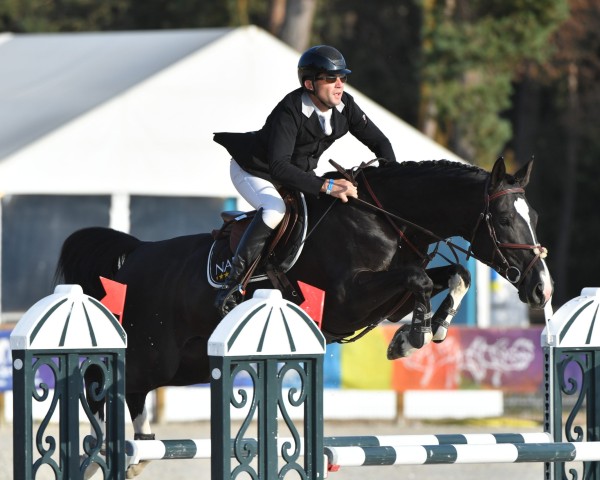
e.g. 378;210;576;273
231;362;260;479
558;353;588;444
79;355;112;478
31;356;61;478
13;349;125;480
278;361;309;480
549;349;600;480
213;355;322;480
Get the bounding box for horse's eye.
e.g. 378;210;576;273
498;216;511;226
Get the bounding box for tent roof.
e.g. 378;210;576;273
0;28;230;162
0;26;464;199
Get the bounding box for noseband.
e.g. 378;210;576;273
468;185;548;288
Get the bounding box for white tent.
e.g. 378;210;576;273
0;26;462;203
0;26;491;322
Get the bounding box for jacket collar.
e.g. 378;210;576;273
301;92;345;137
301;92;345;118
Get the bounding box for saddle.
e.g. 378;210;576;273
207;190;308;303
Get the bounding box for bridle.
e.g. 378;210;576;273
466;182;548;288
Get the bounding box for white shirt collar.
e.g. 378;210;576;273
301;92;345;118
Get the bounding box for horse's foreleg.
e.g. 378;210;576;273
386;292;433;360
429;265;471;343
384;268;434;360
126;393;154;478
345;267;433;359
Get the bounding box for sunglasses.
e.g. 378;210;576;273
316;74;348;84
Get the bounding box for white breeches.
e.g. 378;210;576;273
230;159;286;229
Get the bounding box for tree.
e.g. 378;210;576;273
0;0;232;31
512;0;600;306
270;0;317;52
314;0;423;127
419;0;568;167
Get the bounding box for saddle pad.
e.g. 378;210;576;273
207;193;308;289
207;237;236;286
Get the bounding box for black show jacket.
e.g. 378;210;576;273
214;88;396;197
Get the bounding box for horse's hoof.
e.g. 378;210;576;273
80;457;101;480
387;325;419;360
432;327;448;343
432;318;450;343
126;460;150;478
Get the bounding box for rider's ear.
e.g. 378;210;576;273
489;157;506;190
513;158;534;188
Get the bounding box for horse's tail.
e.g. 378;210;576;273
54;227;142;300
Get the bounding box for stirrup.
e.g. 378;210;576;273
216;284;245;318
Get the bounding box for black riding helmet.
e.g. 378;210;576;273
297;45;352;86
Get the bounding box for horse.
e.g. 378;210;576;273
55;157;552;477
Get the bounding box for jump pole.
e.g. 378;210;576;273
125;432;554;465
325;441;600;467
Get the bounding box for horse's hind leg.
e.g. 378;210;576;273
430;265;471;343
126;392;154;478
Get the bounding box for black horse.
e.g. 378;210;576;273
56;157;552;477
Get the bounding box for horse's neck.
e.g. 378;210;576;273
368;167;487;241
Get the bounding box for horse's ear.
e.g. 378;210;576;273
489;157;506;190
513;158;534;188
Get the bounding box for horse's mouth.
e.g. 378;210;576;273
518;270;554;309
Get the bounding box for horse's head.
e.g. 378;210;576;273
469;157;553;308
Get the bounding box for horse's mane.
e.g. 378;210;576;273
328;159;485;182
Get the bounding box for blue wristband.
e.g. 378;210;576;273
326;179;334;195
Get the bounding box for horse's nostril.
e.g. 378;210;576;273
536;283;544;296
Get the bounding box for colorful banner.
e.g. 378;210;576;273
0;329;11;391
0;325;546;394
338;325;545;393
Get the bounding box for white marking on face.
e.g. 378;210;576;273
514;198;536;241
514;198;552;295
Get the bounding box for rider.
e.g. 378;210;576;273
213;44;397;317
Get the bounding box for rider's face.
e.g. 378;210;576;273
305;74;346;111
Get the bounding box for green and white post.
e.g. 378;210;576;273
209;289;326;479
10;284;127;480
542;287;600;480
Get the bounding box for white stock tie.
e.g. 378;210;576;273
318;112;332;136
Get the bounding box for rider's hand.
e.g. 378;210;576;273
322;178;358;203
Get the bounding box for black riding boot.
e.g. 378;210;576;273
214;211;274;317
